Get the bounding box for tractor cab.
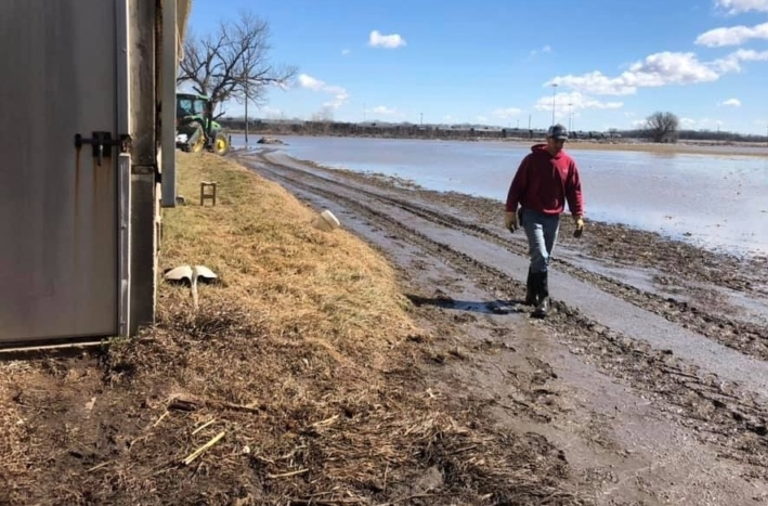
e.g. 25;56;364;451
176;94;209;123
175;93;229;154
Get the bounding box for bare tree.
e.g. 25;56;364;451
645;112;679;143
177;11;295;121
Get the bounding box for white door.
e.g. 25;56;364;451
0;1;120;343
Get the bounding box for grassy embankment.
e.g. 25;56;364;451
0;152;573;504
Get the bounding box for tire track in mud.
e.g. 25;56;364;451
244;154;768;474
252;153;768;364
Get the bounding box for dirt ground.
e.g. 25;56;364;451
1;149;767;505
237;150;768;505
0;154;583;505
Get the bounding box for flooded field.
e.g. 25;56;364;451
232;134;768;256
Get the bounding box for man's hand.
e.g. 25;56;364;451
504;211;518;232
573;216;585;238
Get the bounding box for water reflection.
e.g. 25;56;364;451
232;134;768;256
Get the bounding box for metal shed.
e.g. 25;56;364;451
0;0;191;346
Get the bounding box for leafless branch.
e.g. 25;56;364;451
177;11;296;116
645;111;679;143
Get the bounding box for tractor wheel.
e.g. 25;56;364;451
213;132;230;155
189;123;206;153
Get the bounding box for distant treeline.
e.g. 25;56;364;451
221;119;543;140
621;128;767;143
219;118;768;144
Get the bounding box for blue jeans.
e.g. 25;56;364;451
521;208;560;273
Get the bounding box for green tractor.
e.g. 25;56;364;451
175;93;230;154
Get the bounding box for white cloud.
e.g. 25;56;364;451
297;73;349;109
341;48;351;56
619;52;718;88
369;30;406;49
476;115;489;123
529;45;552;57
731;48;768;61
369;105;398;116
696;22;768;46
715;0;768;14
548;49;768;96
324;91;350;109
680;117;698;128
547;70;636;95
712;48;768;72
680;117;725;130
534;91;623;115
298;74;324;91
492;107;522;119
720;98;742;106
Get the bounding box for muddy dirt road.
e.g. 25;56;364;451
238;150;768;505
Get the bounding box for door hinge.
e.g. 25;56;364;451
74;132;132;166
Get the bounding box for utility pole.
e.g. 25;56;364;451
568;102;573;132
244;81;249;147
363;102;366;123
420;112;423;126
551;83;558;125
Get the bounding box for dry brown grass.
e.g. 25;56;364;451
0;152;580;505
156;152;415;363
564;140;768;157
498;137;768;157
0;362;36;497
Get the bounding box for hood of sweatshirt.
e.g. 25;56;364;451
530;143;565;159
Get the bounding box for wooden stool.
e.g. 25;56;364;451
200;181;217;206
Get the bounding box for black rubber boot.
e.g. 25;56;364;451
532;271;550;318
524;268;537;306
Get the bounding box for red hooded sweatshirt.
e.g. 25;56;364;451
505;144;584;217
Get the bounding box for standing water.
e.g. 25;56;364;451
232;134;768;257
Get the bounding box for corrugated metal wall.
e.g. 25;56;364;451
0;1;119;343
0;0;192;345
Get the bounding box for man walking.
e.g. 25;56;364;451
504;124;584;317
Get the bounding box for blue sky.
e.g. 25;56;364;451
187;0;768;134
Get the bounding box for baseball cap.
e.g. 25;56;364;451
547;124;568;140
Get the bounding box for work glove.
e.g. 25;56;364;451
504;211;518;232
573;216;585;238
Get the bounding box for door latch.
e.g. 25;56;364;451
74;132;132;166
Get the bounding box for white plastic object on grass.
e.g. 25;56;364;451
313;209;341;232
164;265;218;309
